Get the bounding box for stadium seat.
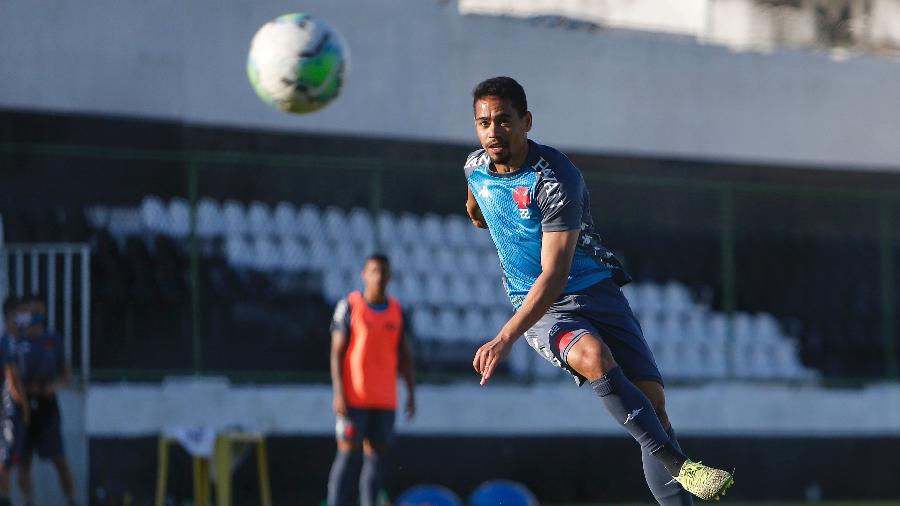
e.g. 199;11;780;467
444;214;469;247
108;208;143;241
461;309;487;342
458;249;481;276
306;240;332;271
662;281;693;313
411;307;437;341
223;200;249;235
322;206;347;243
399;273;423;304
273;201;298;238
250;235;281;272
423;273;450;306
197;198;224;239
409;244;433;276
397;213;421;245
297;204;322;240
479;250;502;276
420;213;445;246
225;235;253;270
347;207;374;246
248;201;276;236
434;307;462;341
140;196;169;235
433;247;456;275
683;308;708;342
280;237;307;271
659;311;683;342
376;210;398;246
167;198;190;238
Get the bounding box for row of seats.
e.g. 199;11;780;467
102;197;818;382
135;197;495;250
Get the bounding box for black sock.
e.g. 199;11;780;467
327;450;355;506
360;452;384;506
591;367;687;475
642;426;694;505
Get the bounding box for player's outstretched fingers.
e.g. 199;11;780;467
480;356;497;385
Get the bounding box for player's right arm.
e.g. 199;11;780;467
330;298;352;417
330;329;349;416
5;364;29;425
466;186;488;229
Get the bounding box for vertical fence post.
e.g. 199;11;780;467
370;164;384;251
879;197;897;379
188;160;202;375
81;245;91;382
720;186;736;377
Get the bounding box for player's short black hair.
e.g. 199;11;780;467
472;76;528;117
2;297;18;317
365;253;390;269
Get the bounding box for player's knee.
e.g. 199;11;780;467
362;440;388;455
566;335;617;381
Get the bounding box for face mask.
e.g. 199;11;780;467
14;312;30;327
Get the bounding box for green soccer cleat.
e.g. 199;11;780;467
672;460;734;501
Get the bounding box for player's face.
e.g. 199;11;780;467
474;96;532;166
362;259;390;295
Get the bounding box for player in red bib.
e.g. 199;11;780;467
326;253;416;506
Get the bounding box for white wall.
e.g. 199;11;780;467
85;378;900;437
2;0;900;170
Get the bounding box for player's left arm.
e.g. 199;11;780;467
473;230;578;384
397;332;416;419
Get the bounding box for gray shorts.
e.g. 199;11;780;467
524;279;663;387
335;408;396;447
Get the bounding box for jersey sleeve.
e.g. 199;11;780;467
330;298;351;335
536;159;585;232
464;149;488;181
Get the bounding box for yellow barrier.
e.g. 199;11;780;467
155;431;272;506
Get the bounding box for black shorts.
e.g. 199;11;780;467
25;396;65;460
335;408;396;447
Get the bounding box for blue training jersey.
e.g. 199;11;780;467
17;332;64;388
465;139;630;309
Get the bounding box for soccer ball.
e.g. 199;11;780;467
247;13;348;114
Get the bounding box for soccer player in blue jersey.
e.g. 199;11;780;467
465;77;733;503
16;295;78;506
0;298;29;506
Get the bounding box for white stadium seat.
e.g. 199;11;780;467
167;198;190;238
280;237;307;271
323;206;348;243
248;201;276;236
297;204;323;240
197;198;224;239
223;200;249;235
140;195;169;235
225;235;253;269
273;201;299;237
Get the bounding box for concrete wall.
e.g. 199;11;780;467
85;377;900;437
1;0;900;170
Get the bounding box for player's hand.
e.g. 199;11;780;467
466;199;488;229
473;335;514;385
333;394;348;416
405;396;416;420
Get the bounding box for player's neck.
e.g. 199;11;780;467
362;289;387;305
492;142;529;173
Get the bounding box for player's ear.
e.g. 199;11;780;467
524;111;532;132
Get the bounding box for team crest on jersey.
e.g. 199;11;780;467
511;186;531;219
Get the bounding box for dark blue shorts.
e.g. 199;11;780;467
24;396;65;460
0;408;24;467
335;408;395;447
524;278;663;387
